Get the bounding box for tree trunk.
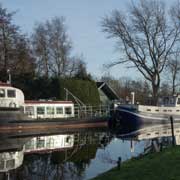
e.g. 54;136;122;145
152;83;159;105
172;71;176;95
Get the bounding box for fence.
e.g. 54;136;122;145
74;105;111;118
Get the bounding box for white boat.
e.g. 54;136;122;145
113;95;180;132
0;150;24;172
0;82;75;124
0;134;74;172
24;134;74;153
24;100;74;119
0;82;24;108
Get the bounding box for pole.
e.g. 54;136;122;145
65;89;68;101
7;69;11;84
131;92;135;104
170;116;176;146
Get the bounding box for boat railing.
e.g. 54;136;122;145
74;105;111;118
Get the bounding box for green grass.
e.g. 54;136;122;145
92;147;180;180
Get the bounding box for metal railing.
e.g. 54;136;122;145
74;105;111;118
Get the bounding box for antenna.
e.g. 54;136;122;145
7;69;11;84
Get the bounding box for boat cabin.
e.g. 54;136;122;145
158;95;180;107
0;151;24;172
24;134;74;153
24;100;74;119
137;95;180;114
0;82;24;108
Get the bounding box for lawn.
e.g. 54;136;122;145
92;146;180;180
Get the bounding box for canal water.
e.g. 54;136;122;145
0;124;175;180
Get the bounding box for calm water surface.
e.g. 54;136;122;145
0;125;170;180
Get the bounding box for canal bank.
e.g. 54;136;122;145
92;146;180;180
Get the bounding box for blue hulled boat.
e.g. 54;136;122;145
112;96;180;132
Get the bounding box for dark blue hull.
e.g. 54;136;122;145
111;105;180;134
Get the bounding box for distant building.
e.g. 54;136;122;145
96;82;119;105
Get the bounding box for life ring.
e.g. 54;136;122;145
9;102;16;108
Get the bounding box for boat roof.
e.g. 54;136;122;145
25;100;73;104
0;82;12;87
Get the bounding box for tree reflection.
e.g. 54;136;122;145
8;131;112;180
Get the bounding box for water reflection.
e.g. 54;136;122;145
0;124;178;180
115;124;180;143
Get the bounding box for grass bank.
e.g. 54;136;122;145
92;146;180;180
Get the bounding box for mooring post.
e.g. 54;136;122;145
170;116;176;146
117;157;122;170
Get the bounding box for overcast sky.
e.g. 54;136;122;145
0;0;175;79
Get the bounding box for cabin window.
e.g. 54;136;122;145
37;107;45;115
177;98;180;105
65;107;72;115
170;98;175;104
36;137;45;148
56;107;63;114
66;136;72;143
7;89;16;98
46;107;55;115
25;106;34;115
6;159;15;169
0;161;4;169
25;140;35;150
155;109;159;112
0;89;5;97
46;138;54;148
163;110;167;112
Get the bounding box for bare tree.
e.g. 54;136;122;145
13;35;35;75
0;4;35;81
102;0;180;104
32;17;72;77
167;50;180;95
32;24;50;77
0;4;18;73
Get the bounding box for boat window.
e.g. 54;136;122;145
65;107;72;115
25;106;34;115
155;109;159;112
6;159;15;169
46;107;54;115
56;107;63;114
0;89;5;97
25;140;35;150
163;97;169;105
147;109;151;111
170;98;175;104
177;98;180;105
37;107;45;115
66;136;72;143
0;161;4;169
7;89;16;98
36;137;45;148
46;138;54;148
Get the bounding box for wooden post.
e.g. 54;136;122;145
170;116;176;146
117;157;122;170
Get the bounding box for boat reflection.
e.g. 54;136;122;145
0;128;111;177
24;134;74;154
0;150;24;173
114;124;180;142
